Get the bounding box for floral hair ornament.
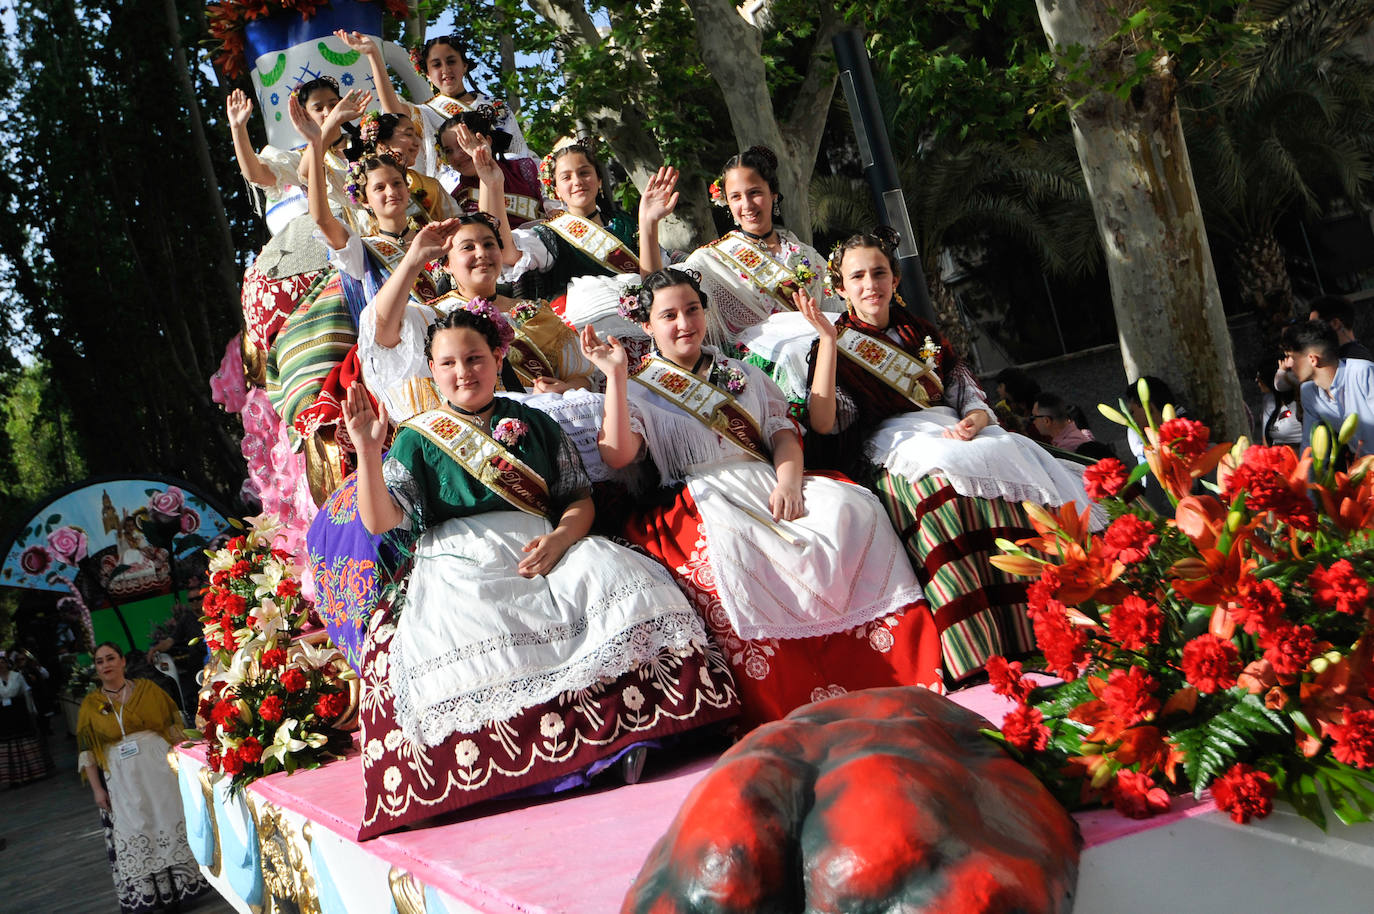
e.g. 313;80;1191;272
617;281;647;322
538;151;558;197
358;110;383;145
408;45;425;76
458;297;516;357
708;177;727;208
538;137;603;201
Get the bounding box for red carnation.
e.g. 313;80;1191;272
211;699;240;728
280;668;307;693
987;656;1034;703
1308;560;1370;617
1000;703;1050;752
220;750;245;776
1100;666;1160;728
1083;457;1129;500
226;536;247;552
1108;594;1163;651
1329;709;1374;769
314;691;347;720
1233;579;1286;635
1029;599;1089;681
1180;634;1241;693
275;579;300;599
1102;513;1160;565
1158;417;1211;459
259;694;285;723
230;559;253;580
221;593;247;617
206;747;222;772
1212;763;1275;823
259;648;287;669
1109;770;1171;819
1026;564;1062;615
1223;445;1316;530
237;736;264;765
1262;623;1317;676
211;570;229;586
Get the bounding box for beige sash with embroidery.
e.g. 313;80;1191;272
403;409;551;517
544;212;641;274
835;327;944;409
629;357;769;463
700;235;801;311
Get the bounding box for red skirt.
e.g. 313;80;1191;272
623;483;944;731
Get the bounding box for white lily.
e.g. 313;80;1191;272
249;561;285;600
213;648;256;690
207;550;237;574
301;730;329;750
263;718;308;766
291;638;341;673
251;597;288;641
245;513;285;550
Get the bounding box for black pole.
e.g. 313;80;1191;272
831;29;938;326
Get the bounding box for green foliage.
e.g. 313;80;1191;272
1271;755;1374;829
0;362;86;537
1168;693;1288;792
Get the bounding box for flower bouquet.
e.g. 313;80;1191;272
987;382;1374;828
191;514;355;792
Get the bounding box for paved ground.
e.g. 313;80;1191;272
0;726;235;914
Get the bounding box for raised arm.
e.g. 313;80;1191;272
797;288;839;434
336;30;407;116
292;90;369;251
460;125;520;265
226;90;278;188
637;166;679;275
343;383;405;533
370;219;460;348
580;324;644;468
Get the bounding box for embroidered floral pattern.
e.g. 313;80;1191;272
709;361;748;395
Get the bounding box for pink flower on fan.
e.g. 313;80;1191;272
46;526;89;565
148;486;186;520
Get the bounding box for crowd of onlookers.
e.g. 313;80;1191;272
984;292;1374;475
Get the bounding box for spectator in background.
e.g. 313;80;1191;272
1309;295;1373;362
992;367;1043;439
1032;392;1116;460
1255;359;1302;448
1281;319;1374;458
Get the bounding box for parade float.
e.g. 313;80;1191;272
173;1;1374;910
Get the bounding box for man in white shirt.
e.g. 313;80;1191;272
1281;320;1374;459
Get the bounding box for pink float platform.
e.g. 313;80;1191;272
178;681;1237;914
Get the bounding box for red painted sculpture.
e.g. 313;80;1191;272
623;687;1080;913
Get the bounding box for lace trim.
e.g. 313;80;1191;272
732;592;924;642
392;610;707;747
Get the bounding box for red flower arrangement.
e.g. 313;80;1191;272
190;515;355;793
206;0;408;80
987;381;1374;829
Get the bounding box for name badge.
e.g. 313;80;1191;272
117;740;140;760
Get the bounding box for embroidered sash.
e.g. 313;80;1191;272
424;94;474;120
835;327;944;409
455;188;543;224
508;333;555;385
544;212;640;275
404;409;551;517
361;236;438;302
630;356;769;463
701;235;801;311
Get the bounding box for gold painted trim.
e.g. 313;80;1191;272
197;765;222;878
388;867;427;914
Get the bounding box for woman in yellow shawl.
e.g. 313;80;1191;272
77;641;208;914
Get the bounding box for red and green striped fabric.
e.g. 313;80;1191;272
872;469;1036;683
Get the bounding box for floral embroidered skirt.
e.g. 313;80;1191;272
871;469;1037;683
622;484;945;732
356;605;738;839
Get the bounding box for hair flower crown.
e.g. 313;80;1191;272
459;297;515;356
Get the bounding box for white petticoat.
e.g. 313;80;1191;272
390;511;706;747
868;407;1095;513
687;460;926;642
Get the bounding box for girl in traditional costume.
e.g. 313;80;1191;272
682;146;842;385
338;30;532;181
438;107;547;228
77;642;209;913
339;305;736;837
799;229;1094;682
580;268;942;729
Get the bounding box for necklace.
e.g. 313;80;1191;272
447;399;495;426
102;683;127;697
738;227;776;245
377;225;410;241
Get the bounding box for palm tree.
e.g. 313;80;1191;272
1183;0;1374;340
810;135;1100;359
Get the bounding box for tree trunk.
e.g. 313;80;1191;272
1035;0;1248;438
1234;231;1296;347
684;0;839;244
927;270;975;370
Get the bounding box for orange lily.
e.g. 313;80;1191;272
1314;455;1374;533
1142;430;1232;505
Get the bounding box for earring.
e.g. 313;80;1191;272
772;198;782;218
